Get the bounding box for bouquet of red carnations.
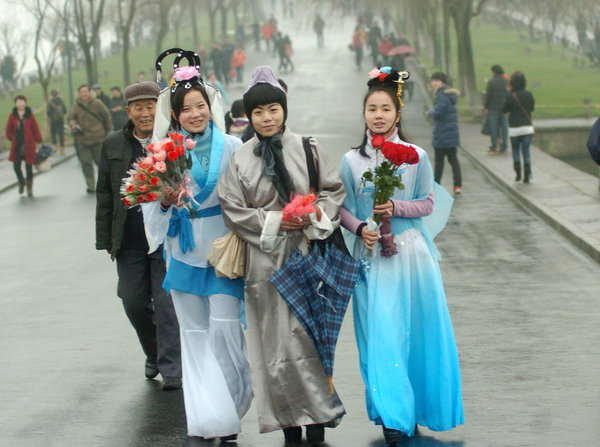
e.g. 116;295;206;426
282;193;317;222
361;134;420;257
121;132;196;209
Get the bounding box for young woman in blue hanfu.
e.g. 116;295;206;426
338;67;464;445
142;63;252;441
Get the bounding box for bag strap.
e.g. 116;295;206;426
302;136;319;192
77;101;106;126
512;92;532;125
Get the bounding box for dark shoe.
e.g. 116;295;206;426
306;424;325;444
161;376;182;390
219;434;238;442
514;162;522;182
86;188;95;194
523;163;531;183
145;359;159;379
26;180;33;197
453;186;462;195
18;179;25;194
283;426;302;443
383;426;404;445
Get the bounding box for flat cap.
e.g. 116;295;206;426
123;81;160;104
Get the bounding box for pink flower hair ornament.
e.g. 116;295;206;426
174;65;200;82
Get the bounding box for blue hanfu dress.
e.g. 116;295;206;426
339;134;464;436
142;122;252;438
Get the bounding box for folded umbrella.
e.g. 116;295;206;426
270;243;361;393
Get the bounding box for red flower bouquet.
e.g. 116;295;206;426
121;132;195;209
361;135;420;257
282;193;317;222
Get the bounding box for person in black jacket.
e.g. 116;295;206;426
425;72;462;194
503;71;535;183
484;65;509;153
95;82;182;390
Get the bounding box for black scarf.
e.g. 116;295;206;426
253;132;294;204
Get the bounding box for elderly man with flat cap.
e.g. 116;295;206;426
95;81;182;390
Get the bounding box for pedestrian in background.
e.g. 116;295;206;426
92;84;111;108
95;81;182;391
68;84;112;193
314;14;325;47
367;20;382;64
225;99;249;138
142;61;252;441
231;46;247;83
378;35;393;65
47;89;67;155
218;66;346;445
108;86;128;131
425;72;462;195
5;94;43;197
352;25;366;70
339;67;464;445
503;70;535;183
484;64;509;153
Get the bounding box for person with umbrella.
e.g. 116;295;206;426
338;67;464;445
218;66;347;445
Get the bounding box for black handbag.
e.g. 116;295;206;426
302;137;351;257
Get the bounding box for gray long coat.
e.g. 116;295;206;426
217;128;347;433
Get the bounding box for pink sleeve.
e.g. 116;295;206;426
340;206;363;235
392;192;434;218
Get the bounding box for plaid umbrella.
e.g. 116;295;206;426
270;243;361;393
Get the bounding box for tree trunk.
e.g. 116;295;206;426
450;6;478;106
122;34;131;86
442;0;451;78
191;0;199;49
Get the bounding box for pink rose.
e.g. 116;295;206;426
154;161;167;173
174;66;200;82
154;150;167;162
185;138;196;150
143;155;154;165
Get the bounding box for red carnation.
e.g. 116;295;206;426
123;197;135;207
405;147;420;165
147;142;156;153
176;145;185;157
138;161;150;170
150;177;161;186
139;184;150;193
163;141;175;152
169;133;184;144
146;192;159;202
147;166;156;174
167;151;179;162
371;134;385;148
125;184;134;193
139;173;147;182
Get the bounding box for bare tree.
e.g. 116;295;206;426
23;0;62;102
115;0;137;86
445;0;490;107
150;0;176;55
0;20;27;92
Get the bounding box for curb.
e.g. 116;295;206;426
0;151;77;195
458;147;600;265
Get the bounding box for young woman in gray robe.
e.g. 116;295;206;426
217;66;346;444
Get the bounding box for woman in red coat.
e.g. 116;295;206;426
5;95;43;196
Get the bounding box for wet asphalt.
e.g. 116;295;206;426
2;6;600;447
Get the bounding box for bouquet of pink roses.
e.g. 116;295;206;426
361;134;420;257
121;132;196;209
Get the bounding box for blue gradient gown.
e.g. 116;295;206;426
339;136;464;436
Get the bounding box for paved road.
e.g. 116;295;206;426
2;6;600;447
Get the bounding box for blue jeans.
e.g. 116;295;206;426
510;134;533;164
488;109;508;151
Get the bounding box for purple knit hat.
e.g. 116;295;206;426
243;66;285;94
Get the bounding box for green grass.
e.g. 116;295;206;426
1;16;213;140
420;17;600;119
